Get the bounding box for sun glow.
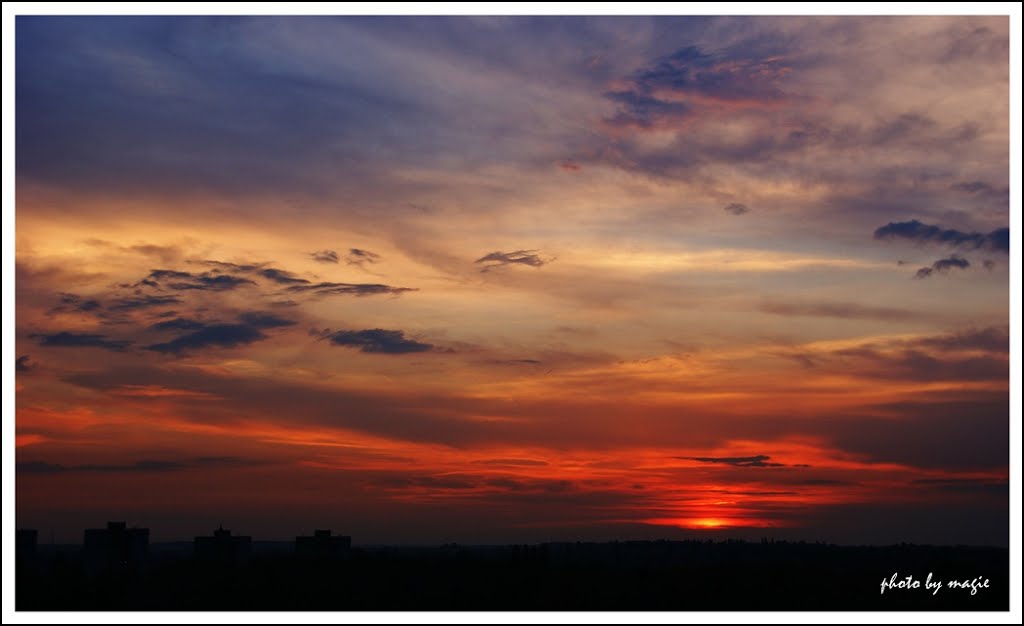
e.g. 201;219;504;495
688;517;731;529
646;516;782;530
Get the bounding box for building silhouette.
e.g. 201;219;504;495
83;521;149;573
295;529;351;561
194;526;251;565
16;529;38;568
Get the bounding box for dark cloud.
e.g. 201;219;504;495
637;45;789;101
319;328;434;354
149;317;206;332
147;269;193;281
792;478;851;486
586;110;983;183
373;472;573;494
471;458;549;467
706;488;799;497
951;181;992;193
758;299;920;321
258;268;309;285
193;259;386;290
987;229;1010;253
723;202;749;215
149;313;299;342
144;268;256;291
31;331;131;351
149;261;394;293
346;248;381;267
943;23;1010;63
17;461;184;475
193;260;262;273
604;44;790;128
874;220;1009;253
375;474;479;490
14;458;234;473
147;323;267;355
810;328;1010;382
285;282;416;297
191;260;313;285
237;312;297;328
603;90;690;128
825;395;1008;470
150;311;178;319
950;180;1009;200
913;255;970;279
108;294;182;311
946;181;1011;211
912;478;1009;494
64;363;519;447
779;352;817;369
679;455;784;468
17;355;33;372
53;292;102;313
194;455;251;466
909;327;1008;353
868;113;935;145
835;346;1007;382
475;250;548;272
485;477;573;493
96;459;184;472
172;274;254;291
16;461;66;474
311;250;339;263
903;349;1009;381
50;291;180;321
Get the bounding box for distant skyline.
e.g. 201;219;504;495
14;15;1009;545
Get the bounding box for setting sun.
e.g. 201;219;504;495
690;518;730;529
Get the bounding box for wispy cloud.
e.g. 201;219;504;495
318;328;435;354
759;299;921;321
475;250;549;272
285;282;416;297
16;457;264;474
723;202;750;216
346;248;382;268
678;455;786;468
311;249;339;263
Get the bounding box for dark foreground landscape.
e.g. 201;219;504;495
17;538;1008;611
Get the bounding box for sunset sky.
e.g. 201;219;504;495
14;15;1010;545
